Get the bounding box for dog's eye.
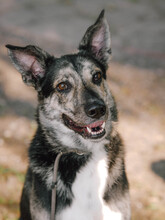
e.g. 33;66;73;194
92;72;102;84
56;82;71;93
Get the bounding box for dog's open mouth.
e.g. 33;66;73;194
62;114;106;139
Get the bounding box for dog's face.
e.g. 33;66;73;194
40;54;113;141
6;10;117;146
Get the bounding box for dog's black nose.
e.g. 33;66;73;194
85;103;106;119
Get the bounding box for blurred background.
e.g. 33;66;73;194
0;0;165;219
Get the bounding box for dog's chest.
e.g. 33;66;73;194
57;148;110;220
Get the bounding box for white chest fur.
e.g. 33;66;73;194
56;145;122;220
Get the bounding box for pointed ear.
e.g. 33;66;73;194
6;44;54;89
78;10;111;69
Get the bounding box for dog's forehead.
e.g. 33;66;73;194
53;55;101;79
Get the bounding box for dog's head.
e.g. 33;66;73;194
6;10;117;148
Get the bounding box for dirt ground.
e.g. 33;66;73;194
0;0;165;219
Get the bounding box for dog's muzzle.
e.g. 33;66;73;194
62;114;106;139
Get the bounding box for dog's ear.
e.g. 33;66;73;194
6;44;54;89
79;10;111;69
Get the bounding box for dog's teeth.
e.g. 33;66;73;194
101;122;105;129
87;124;105;136
87;127;92;134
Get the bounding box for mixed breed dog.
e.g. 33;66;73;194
6;10;131;220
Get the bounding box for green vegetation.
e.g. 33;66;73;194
0;165;25;183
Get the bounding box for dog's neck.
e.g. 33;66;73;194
29;124;110;182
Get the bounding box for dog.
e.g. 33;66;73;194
6;10;131;220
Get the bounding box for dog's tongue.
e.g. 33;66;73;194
87;121;104;129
